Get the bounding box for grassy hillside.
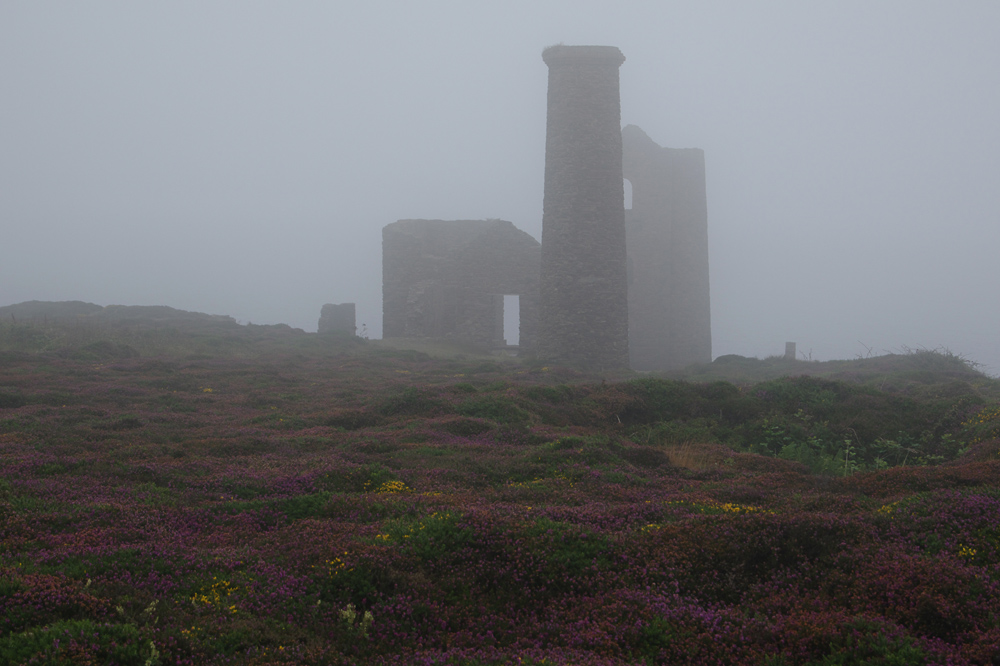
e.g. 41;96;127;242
1;304;999;664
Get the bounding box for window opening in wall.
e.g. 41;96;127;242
624;178;633;210
503;294;520;346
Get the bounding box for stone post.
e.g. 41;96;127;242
538;45;629;370
785;342;796;360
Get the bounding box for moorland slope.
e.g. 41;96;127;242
1;303;999;664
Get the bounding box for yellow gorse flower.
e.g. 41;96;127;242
314;556;354;577
962;406;1000;444
667;499;771;515
376;479;410;494
190;578;240;613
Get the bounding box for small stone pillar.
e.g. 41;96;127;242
784;342;796;360
537;45;629;370
318;303;356;335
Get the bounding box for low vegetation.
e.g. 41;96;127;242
1;304;999;664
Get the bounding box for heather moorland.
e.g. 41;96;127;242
1;304;1000;665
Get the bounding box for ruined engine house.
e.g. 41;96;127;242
381;46;711;372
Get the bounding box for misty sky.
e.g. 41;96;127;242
2;2;998;373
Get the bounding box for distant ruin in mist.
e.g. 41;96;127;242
381;219;540;350
381;45;711;372
623;124;710;371
318;303;356;336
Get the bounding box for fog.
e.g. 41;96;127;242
2;2;998;373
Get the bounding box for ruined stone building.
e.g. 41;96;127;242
380;45;711;372
624;125;711;371
318;303;356;335
381;219;540;349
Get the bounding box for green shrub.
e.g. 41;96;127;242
376;387;446;417
323;409;384;430
0;620;153;665
546;435;623;466
457;396;530;425
437;417;494;437
279;491;333;519
94;414;145;431
638;418;723;446
0;388;27;409
522;518;609;593
382;511;472;562
805;619;927;665
520;385;575;403
316;463;401;494
621;378;698;422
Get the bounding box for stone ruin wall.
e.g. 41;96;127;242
623;124;711;371
318;303;356;335
381;219;540;350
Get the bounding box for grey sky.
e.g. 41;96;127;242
2;2;998;372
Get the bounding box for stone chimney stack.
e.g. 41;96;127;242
537;45;629;370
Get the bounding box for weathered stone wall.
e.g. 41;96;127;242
623;124;711;371
318;303;356;335
538;45;630;370
382;219;540;349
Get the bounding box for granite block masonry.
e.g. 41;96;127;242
318;303;356;335
537;45;630;370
